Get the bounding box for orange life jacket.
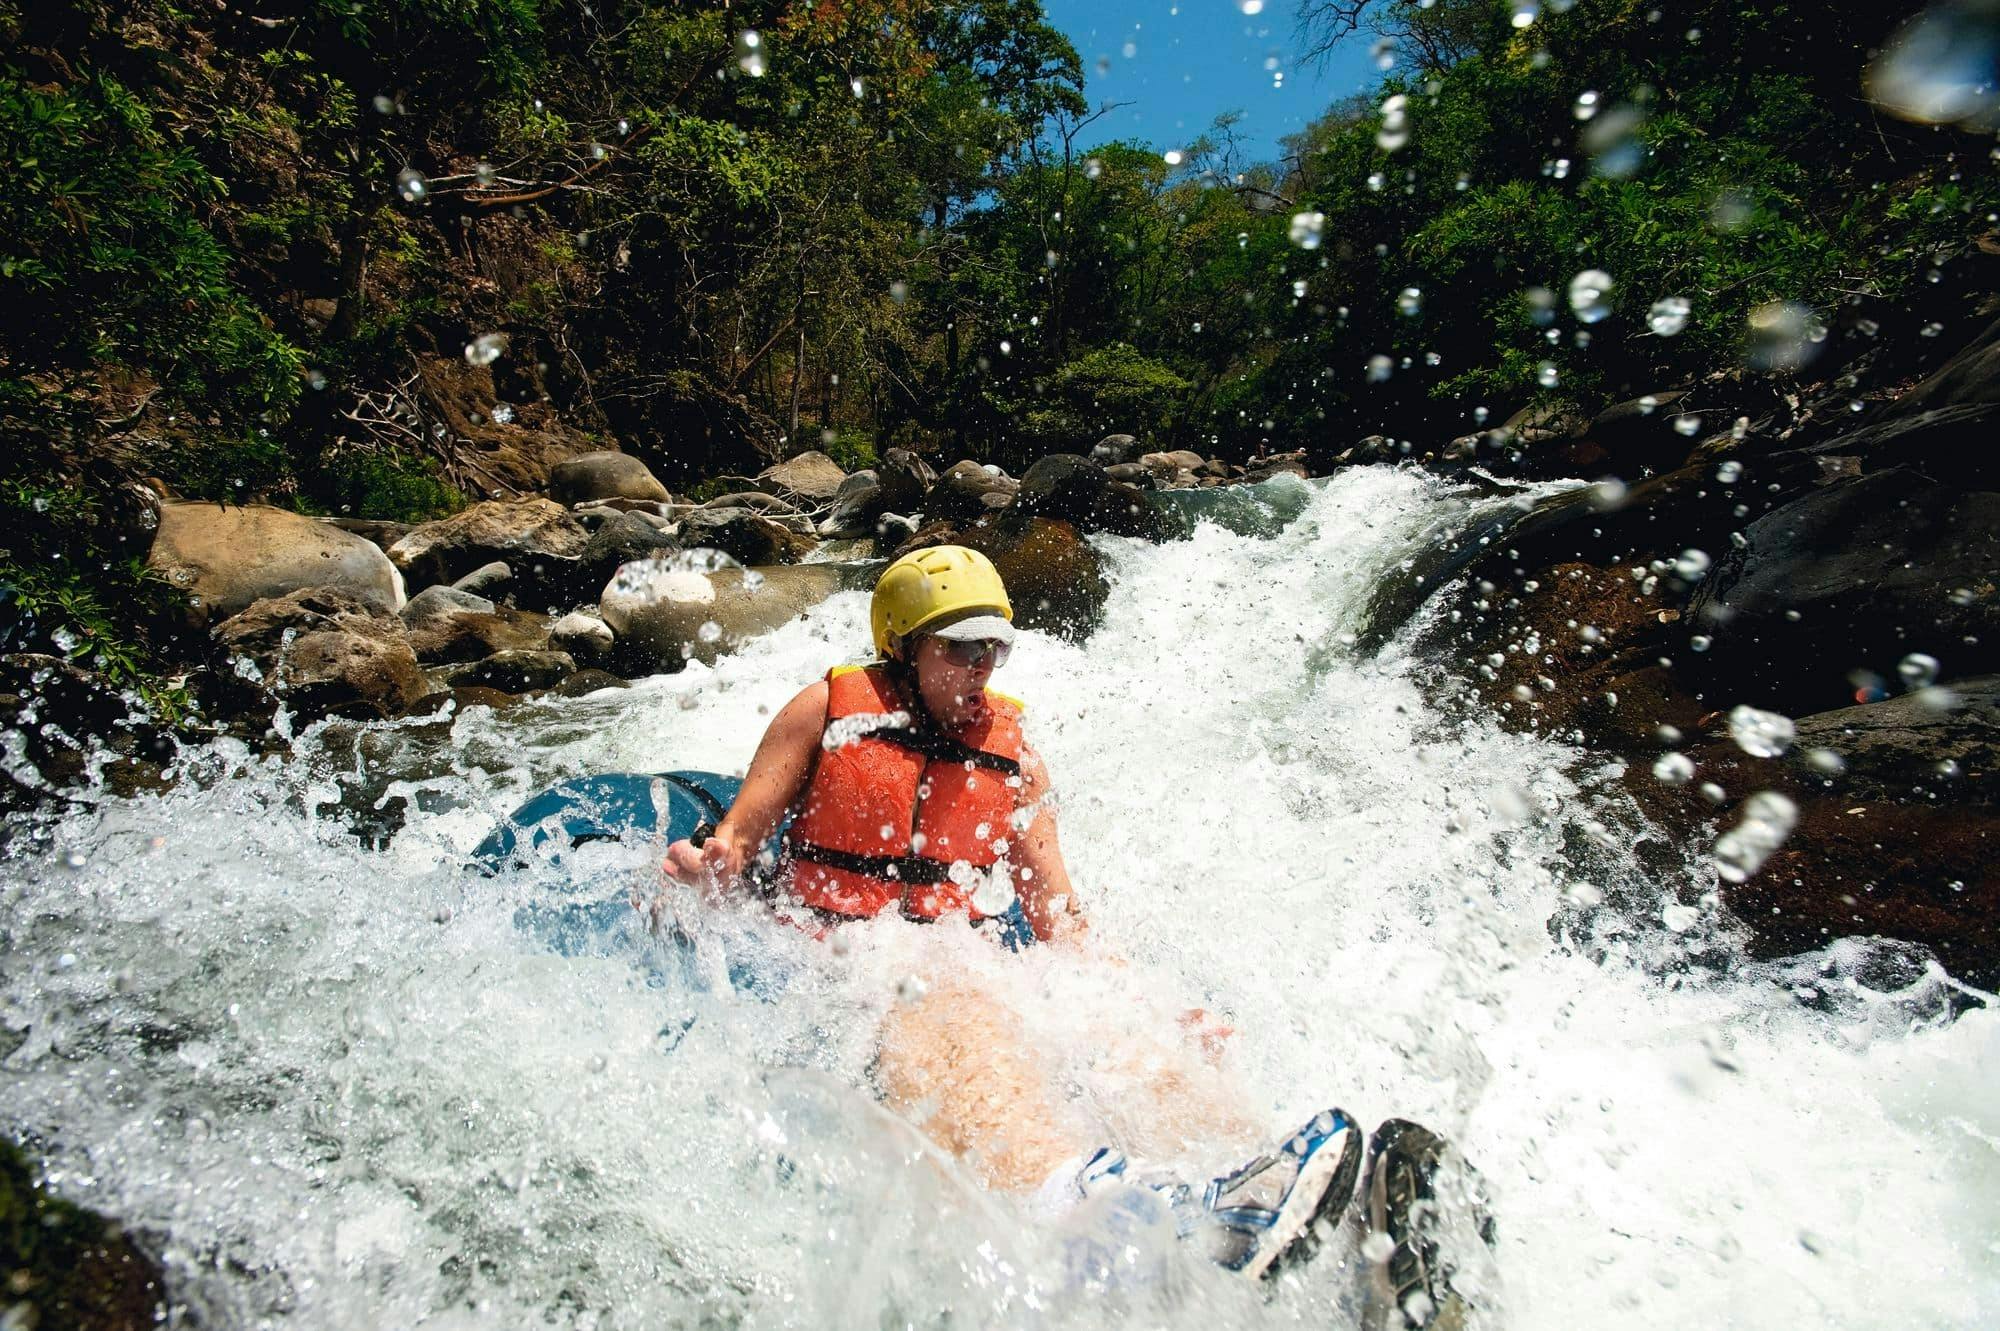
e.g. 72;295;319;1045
783;663;1024;921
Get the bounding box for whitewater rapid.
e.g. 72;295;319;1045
2;466;1995;1329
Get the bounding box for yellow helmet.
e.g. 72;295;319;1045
870;545;1014;658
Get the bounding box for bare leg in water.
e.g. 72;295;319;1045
873;977;1261;1193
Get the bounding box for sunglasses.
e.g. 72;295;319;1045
938;637;1011;669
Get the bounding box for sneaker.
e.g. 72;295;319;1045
1362;1120;1498;1330
1188;1107;1364;1280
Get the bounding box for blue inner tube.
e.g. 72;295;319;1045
474;771;1036;962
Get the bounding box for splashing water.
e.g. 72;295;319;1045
2;470;1996;1328
1289;212;1325;249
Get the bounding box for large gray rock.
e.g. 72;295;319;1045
927;460;1019;520
756;450;848;503
1786;677;2000;805
678;508;816;565
436;649;577;694
548;451;670;505
819;474;885;539
401;585;495;625
551;609;615;657
601;563;845;669
388;499;590;593
1013;454;1172;541
876;449;936;514
1090;434;1140;466
214;587;428;717
405;604;553;665
149;502;406;623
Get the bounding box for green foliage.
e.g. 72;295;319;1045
0;68;303;423
1013;344;1191;454
308;448;465;522
819;428;879;474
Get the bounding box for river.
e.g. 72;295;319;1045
3;466;1995;1328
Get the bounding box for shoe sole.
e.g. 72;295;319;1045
1365;1119;1496;1329
1242;1110;1363;1281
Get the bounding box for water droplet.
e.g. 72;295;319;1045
1648;296;1691;336
1292;278;1308;298
1084;157;1103;180
1536;361;1559;388
1361;1230;1396;1262
735;29;766;77
475;161;498;187
897;974;929;1003
1653;752;1695;785
1524;285;1556;325
1510;0;1539;28
696;621;723;644
999;339;1012;355
394;168;428;203
1714;460;1744;483
1897;652;1940;689
371;94;396;115
464;332;508;366
306;369;328;391
1746;301;1826;371
1674;549;1711;581
1805;748;1847;776
1239;0;1264;13
1672;413;1702;437
1366;172;1386;191
1582;104;1646;177
1661;902;1699;932
61;848;88;869
1573;90;1601;120
1397;286;1423;316
1162;149;1184;166
1864;4;2000;127
1714;792;1799;883
1568;269;1615;323
1728;705;1796;759
1367;354;1395;384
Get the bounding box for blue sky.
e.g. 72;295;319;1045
1041;0;1383;166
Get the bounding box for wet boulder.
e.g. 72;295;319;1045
757;450;848;503
818;471;884;539
601;563;846;670
1884;311;2000;417
214;587;428;718
1238;451;1311;483
926;460;1019;520
452;561;512;595
551;608;615;658
1012;454;1173;542
1090;433;1140;466
0;1136;168;1331
1561;391;1696;479
678;507;816;565
876;449;937;514
436;648;577;694
149;502;406;623
405;605;553;665
388;499;590;594
548;450;671;505
1685;468;2000;714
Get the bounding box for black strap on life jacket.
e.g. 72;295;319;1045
783;839;955;885
864;725;1022;776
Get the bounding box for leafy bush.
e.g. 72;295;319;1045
1011;344;1191;457
308;448;465;523
819;428;879;474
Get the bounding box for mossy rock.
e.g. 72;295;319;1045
0;1137;167;1330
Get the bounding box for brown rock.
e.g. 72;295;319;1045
149;502;406;623
215;588;428;718
387;498;590;592
757;450;849;502
548;450;671;505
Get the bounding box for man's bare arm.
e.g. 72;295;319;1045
1012;745;1087;945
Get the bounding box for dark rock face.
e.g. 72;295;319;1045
1012;454;1173;541
1687;469;2000;714
676;508;815;566
436;648;577;693
875;449;937;515
1090;433;1140;466
0;1137;167;1331
926;460;1019;521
